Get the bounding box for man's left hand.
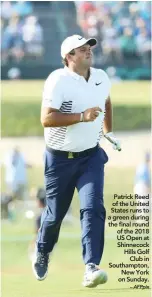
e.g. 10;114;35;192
104;132;121;151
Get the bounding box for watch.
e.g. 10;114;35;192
80;112;84;122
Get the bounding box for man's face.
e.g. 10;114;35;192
68;44;93;68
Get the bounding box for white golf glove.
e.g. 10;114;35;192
104;132;121;151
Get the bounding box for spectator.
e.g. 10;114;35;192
12;1;33;17
2;15;24;63
1;1;13;20
136;27;151;64
84;12;99;37
106;66;122;82
76;1;97;36
134;17;147;36
77;1;97;18
101;16;122;64
7;67;21;79
119;27;138;59
129;2;140;20
1;193;13;220
1;1;33;20
22;16;43;59
3;146;31;202
138;1;151;21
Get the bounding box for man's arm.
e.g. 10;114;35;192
103;96;121;151
41;107;81;127
103;96;112;134
41;106;102;128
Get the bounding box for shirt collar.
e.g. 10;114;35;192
64;66;92;81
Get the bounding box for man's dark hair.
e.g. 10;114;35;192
62;49;75;66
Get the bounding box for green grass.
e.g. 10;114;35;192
1;102;151;137
1;80;151;136
1;80;151;105
2;235;150;297
1;166;151;297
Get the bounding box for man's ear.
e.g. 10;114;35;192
66;53;73;63
66;54;70;61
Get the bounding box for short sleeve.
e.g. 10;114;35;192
42;72;63;109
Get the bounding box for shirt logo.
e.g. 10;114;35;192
78;37;83;40
95;82;102;86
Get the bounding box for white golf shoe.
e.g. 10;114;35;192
82;263;108;288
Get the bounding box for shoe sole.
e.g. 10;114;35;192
32;262;48;281
83;271;108;288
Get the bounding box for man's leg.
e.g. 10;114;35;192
76;147;108;287
33;150;76;280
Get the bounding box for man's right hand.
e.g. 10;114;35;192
83;107;102;122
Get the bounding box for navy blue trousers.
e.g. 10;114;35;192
37;146;108;265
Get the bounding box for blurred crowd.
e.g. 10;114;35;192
76;1;151;65
1;1;151;72
1;1;44;65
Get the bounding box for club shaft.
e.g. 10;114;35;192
104;135;121;151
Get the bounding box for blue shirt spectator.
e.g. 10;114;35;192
12;1;33;17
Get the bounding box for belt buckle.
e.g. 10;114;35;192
68;152;74;159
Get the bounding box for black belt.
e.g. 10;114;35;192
46;145;98;159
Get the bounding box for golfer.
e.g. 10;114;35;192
33;35;121;288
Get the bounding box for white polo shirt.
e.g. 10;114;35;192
42;66;111;152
